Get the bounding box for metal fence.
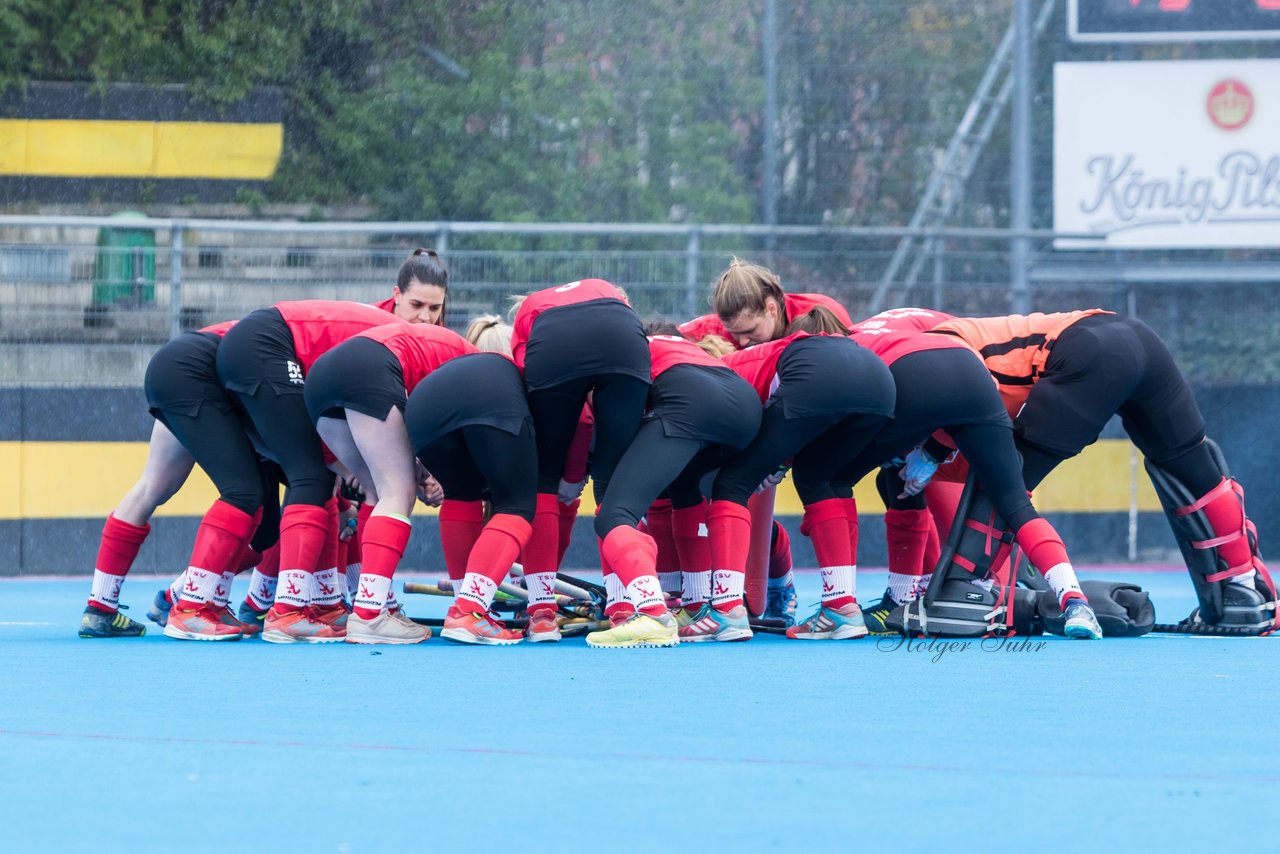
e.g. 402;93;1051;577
2;215;1279;387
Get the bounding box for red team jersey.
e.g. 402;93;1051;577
850;307;953;336
356;323;478;393
511;279;629;369
678;292;853;348
200;320;236;337
849;326;975;367
274;300;408;373
720;331;818;401
647;334;731;380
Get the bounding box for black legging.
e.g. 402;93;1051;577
145;331;264;516
216;308;335;507
1014;315;1219;496
596;363;762;534
527;374;651;502
415;423;537;521
713;337;896;506
833;348;1035;530
713;408;892;506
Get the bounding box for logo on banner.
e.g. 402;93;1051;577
1207;79;1253;131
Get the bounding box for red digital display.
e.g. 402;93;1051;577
1070;0;1280;41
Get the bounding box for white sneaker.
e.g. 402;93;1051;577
346;608;431;644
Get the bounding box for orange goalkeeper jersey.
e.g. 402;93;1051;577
929;309;1112;417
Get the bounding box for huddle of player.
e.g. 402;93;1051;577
77;253;1275;647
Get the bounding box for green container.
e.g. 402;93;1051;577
92;211;156;306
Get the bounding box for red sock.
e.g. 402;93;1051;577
597;537;635;620
456;514;534;614
439;499;485;584
556;497;580;568
885;508;930;576
803;499;855;608
275;503;331;612
803;499;852;565
645;499;677;571
601;526;666;615
95;514;151;575
257;542;281;578
87;514;151;612
672;501;711;573
353;514;413;619
707;500;751;610
768;520;793;579
708;500;751;575
522;493;563;575
923;514;941;574
176;501;258;610
839;497;860;565
320;496;340;574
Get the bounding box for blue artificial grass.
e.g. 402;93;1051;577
0;569;1274;853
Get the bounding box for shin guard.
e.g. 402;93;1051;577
1146;438;1277;632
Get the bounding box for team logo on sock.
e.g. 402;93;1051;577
284;577;302;596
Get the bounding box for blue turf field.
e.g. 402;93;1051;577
1;568;1275;854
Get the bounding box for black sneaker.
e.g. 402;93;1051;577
78;605;146;638
862;588;900;635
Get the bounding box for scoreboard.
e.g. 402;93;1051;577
1068;0;1280;42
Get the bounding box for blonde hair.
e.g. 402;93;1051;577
697;334;737;358
785;306;850;337
466;314;514;356
711;257;787;323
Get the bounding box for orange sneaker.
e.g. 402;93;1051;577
310;603;349;633
525;606;561;643
261;605;345;644
441;605;522;646
163;604;244;641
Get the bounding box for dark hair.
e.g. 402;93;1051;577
786;306;850;336
397;248;449;325
644;318;682;337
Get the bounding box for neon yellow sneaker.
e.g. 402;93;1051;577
585;612;679;649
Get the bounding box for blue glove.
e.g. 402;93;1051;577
898;447;940;498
